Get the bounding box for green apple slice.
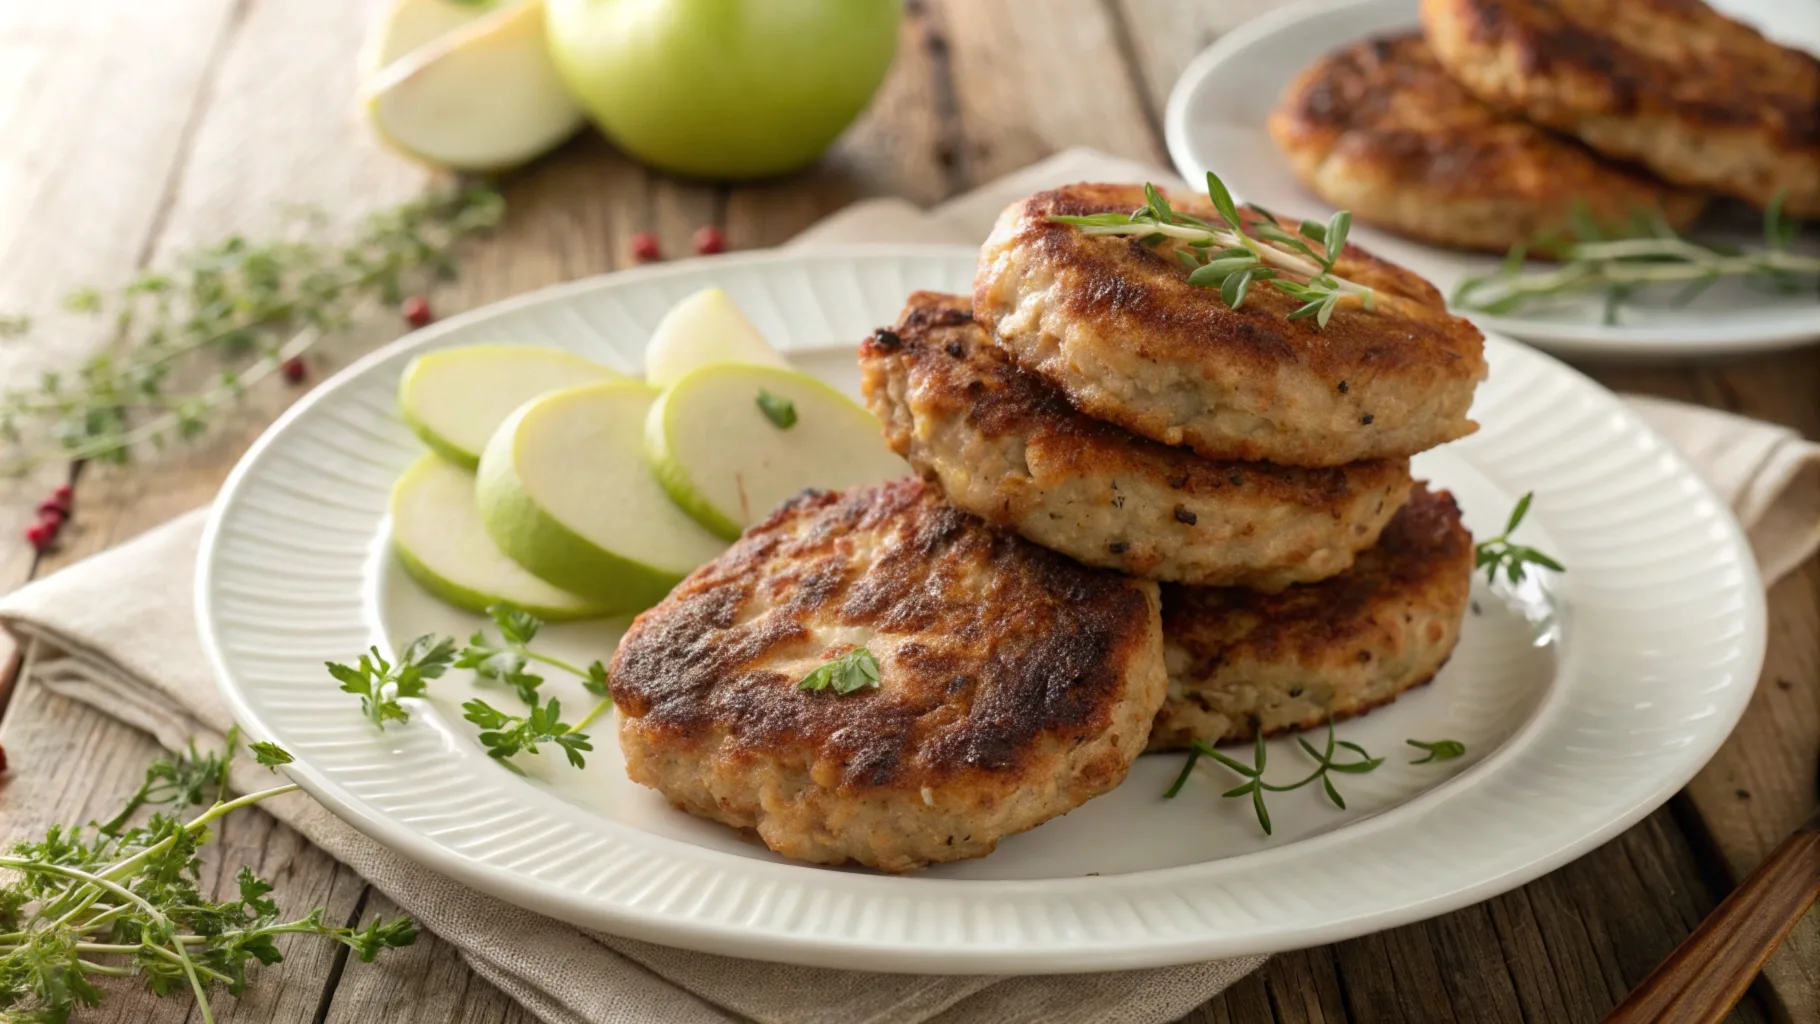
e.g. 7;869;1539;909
361;0;493;73
399;345;621;470
643;287;790;388
363;0;585;172
645;365;908;539
391;454;608;619
477;381;726;611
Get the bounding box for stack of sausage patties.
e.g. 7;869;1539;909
1267;0;1820;253
861;183;1486;750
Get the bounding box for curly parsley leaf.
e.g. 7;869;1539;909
327;635;456;730
248;742;293;771
797;647;881;696
461;697;594;772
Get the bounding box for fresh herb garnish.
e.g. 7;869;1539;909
755;389;797;429
0;738;414;1022
1164;722;1384;835
346;603;612;772
1453;197;1820;324
1048;175;1375;326
248;742;293;770
460;696;597;773
1407;739;1466;764
327;635;456;730
797;647;881;695
1474;492;1564;585
1167;726;1472;834
0;186;502;475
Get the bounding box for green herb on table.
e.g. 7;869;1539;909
797;647;881;695
1474;492;1564;585
755;389;797;429
1163;722;1384;836
0;737;414;1023
346;603;613;773
1407;739;1466;764
1453;196;1820;324
1048;175;1376;326
0;185;502;476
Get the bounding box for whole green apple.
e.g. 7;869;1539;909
545;0;902;179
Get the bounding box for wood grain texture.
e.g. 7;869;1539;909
1604;811;1820;1024
0;0;244;680
0;1;1815;1022
0;677;366;1022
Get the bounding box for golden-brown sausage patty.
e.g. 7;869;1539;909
1148;482;1473;751
1422;0;1820;216
608;478;1167;872
974;183;1487;467
1269;33;1707;253
861;292;1414;589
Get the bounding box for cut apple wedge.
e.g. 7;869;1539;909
364;0;585;172
399;345;620;470
643;287;790;388
477;382;726;612
645;365;909;539
362;0;493;72
391;454;609;619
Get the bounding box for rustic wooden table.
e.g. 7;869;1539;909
0;1;1815;1021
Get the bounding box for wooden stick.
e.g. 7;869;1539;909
1603;807;1820;1023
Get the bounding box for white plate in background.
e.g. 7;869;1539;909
1164;0;1820;359
200;246;1764;972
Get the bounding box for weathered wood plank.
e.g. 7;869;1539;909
930;0;1166;182
0;0;244;677
324;892;537;1024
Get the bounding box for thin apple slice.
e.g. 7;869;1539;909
398;344;620;470
643;287;790;388
363;0;585;172
391;454;609;619
645;364;908;539
477;382;726;612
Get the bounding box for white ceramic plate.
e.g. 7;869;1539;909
200;245;1766;973
1164;0;1820;359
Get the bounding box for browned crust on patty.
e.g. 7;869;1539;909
1422;0;1820;215
609;478;1162;794
862;292;1414;588
1149;483;1473;750
974;183;1487;466
1269;33;1707;253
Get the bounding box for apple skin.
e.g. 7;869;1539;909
545;0;902;179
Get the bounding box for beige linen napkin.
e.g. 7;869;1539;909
3;148;1817;1024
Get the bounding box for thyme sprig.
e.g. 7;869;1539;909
1048;176;1375;326
0;736;414;1022
1165;722;1384;835
1453;198;1820;323
0;185;502;475
1166;726;1472;835
1474;492;1564;586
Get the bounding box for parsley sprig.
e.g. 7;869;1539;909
0;186;502;475
336;603;613;773
1474;492;1564;586
327;635;456;730
1453;197;1820;324
797;648;881;695
0;734;414;1023
1048;176;1375;326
